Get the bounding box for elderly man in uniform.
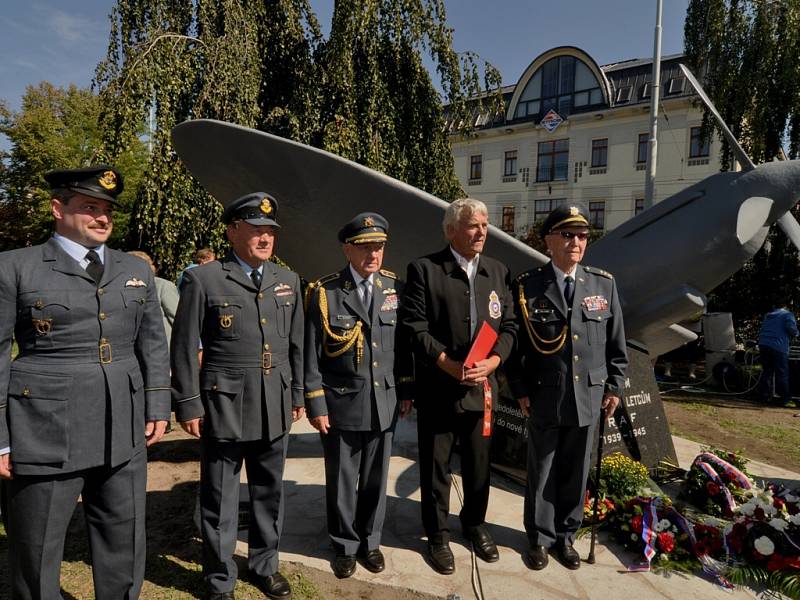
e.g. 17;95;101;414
0;166;171;599
508;204;628;571
400;198;516;574
304;213;413;579
171;192;304;600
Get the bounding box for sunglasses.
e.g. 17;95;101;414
553;230;589;240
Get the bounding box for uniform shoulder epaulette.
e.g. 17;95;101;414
314;272;340;287
379;268;396;279
515;271;531;283
584;266;613;279
304;272;340;310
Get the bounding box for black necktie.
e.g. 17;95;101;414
564;275;575;307
250;268;262;289
85;250;104;285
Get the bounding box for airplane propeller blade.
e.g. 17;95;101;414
777;212;800;252
679;64;755;171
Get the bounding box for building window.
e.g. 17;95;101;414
469;155;482;181
689;126;710;158
667;76;685;95
589;201;605;229
616;86;632;103
634;198;644;215
536;139;569;182
504;150;518;176
514;55;604;119
502;206;515;233
534;199;564;224
637;133;648;164
591;139;608;168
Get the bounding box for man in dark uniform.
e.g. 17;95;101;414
400;198;516;574
171;192;304;600
508;204;628;571
304;213;413;579
0;166;171;599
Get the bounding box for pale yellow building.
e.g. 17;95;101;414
448;47;720;236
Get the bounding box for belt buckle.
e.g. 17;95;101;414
99;341;113;364
262;351;272;372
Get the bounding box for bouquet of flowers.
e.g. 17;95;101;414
682;449;752;517
606;496;697;571
597;452;652;500
583;489;615;524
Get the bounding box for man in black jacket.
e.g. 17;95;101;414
400;198;516;574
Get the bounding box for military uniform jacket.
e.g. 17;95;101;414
304;268;412;432
0;238;171;475
508;262;628;428
400;247;516;413
171;254;304;442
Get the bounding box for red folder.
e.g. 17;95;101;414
464;321;499;367
463;321;498;437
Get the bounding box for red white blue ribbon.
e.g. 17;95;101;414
699;452;752;489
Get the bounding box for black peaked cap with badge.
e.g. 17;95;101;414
44;165;124;206
222;192;280;227
539;203;590;238
338;212;388;244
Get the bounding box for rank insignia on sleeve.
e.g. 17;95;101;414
488;290;501;319
380;294;398;312
582;295;608;311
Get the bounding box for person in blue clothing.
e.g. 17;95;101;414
757;301;799;408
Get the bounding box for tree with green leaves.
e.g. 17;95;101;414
95;0;499;277
0;82;146;251
684;0;800;332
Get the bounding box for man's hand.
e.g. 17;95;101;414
516;396;530;417
399;399;413;418
292;406;305;422
0;453;12;480
463;355;501;385
602;394;620;418
145;420;168;447
309;414;330;434
436;352;464;382
180;417;203;438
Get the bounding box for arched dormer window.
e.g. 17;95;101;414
510;49;609;121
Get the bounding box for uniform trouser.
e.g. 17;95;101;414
321;428;393;555
7;450;146;600
417;410;491;545
200;435;288;594
758;345;791;404
524;421;595;548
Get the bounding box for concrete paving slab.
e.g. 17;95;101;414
233;414;797;599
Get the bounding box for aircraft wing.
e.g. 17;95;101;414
171;119;546;282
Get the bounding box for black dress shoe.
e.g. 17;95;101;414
557;543;581;570
358;548;386;573
464;525;499;563
252;572;292;598
208;592;235;600
332;554;357;579
428;542;455;574
524;545;549;570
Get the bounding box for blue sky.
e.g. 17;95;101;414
0;0;689;144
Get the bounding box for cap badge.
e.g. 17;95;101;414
98;171;117;191
569;206;579;216
363;216;375;227
260;198;273;215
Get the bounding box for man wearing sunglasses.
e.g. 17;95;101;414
508;203;628;571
